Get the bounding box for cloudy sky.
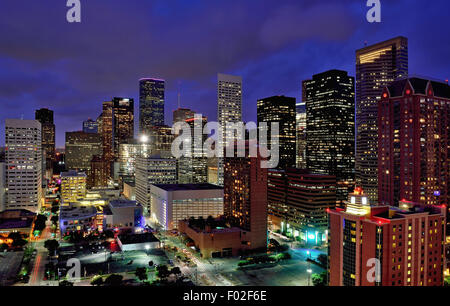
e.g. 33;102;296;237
0;0;449;146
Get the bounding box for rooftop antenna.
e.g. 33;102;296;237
364;40;368;46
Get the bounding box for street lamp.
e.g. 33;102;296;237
307;268;312;286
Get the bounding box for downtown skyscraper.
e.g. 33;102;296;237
355;37;409;203
5;119;42;212
304;70;355;204
378;77;450;210
139;78;165;135
257;96;297;170
217;73;242;186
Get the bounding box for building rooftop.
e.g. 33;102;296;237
60;205;98;220
61;170;87;178
152;183;223;192
109;199;141;208
387;77;450;98
118;232;160;245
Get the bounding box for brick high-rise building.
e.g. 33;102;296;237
268;168;336;244
224;142;268;251
328;187;446;286
378;77;450;234
356;37;408;203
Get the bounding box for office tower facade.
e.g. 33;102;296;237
135;157;177;213
178;116;208;184
139;78;165;135
268;168;336;245
60;171;87;205
356;37;409;203
304;70;355;203
217;73;242;186
35;108;55;178
88;155;110;188
147;125;175;158
296;102;307;169
173;108;195;125
0;162;5;212
378;78;450;210
5;119;42;212
101;98;134;162
329;188;446;286
65;131;102;171
118;142;151;178
223;142;268;250
257;95;297;170
82;118;99;134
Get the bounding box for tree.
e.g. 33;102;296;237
135;267;148;282
51;206;59;214
34;214;47;232
0;243;8;252
148;261;154;267
90;275;104;286
206;215;215;227
44;239;60;255
104;274;123;286
312;271;328;287
171;267;181;276
8;232;27;248
156;264;170;279
51;215;59;225
317;254;328;267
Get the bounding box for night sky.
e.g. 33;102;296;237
0;0;449;147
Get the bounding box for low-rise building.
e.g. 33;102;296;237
117;232;160;251
59;204;98;235
150;183;223;230
103;199;144;232
0;209;36;238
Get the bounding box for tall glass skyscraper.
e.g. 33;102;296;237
139;78;165;135
355;37;408;203
304;70;355;204
217;73;242;186
257;95;297;170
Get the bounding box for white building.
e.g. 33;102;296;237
0;162;5;212
5;119;42;212
103;199;144;231
217;73;242;186
135;156;177;213
150;183;224;230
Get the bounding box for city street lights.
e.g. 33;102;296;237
307;268;312;286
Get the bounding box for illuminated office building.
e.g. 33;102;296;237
257;95;296;170
88;155;110;188
101;98;134;162
118;141;151;177
329;188;445;286
173;108;195;125
139;78;165;135
82;118;98;134
135;157;177;213
268;168;336;244
224;142;268;251
304;70;355;204
178;116;208;184
356;37;409;203
60;170;87;205
65;131;102;171
217;73;242;186
296;102;307;169
378;78;450;212
5;119;42;212
0;162;5;212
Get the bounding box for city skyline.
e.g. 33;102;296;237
0;1;449;147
